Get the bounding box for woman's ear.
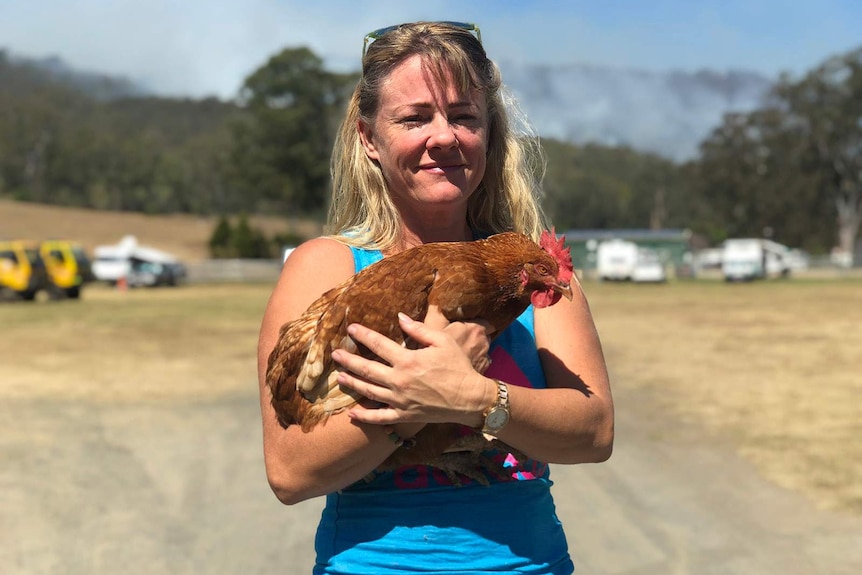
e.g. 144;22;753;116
357;119;380;161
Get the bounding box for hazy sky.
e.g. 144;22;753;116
1;0;859;99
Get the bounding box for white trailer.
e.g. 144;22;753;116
721;238;791;281
597;239;639;281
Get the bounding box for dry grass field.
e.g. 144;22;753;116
587;279;862;515
1;200;860;516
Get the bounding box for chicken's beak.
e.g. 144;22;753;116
556;281;574;301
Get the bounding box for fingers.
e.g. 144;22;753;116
347;403;402;425
330;341;396;410
339;321;403;366
337;373;414;426
397;312;448;348
331;318;429;410
469;318;495;337
422;304;451;331
473;354;492;374
334;367;390;402
336;314;490;382
441;318;491;374
415;309;493;339
444;320;490;349
331;323;408;409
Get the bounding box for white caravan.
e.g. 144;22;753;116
597;239;639;281
721;238;791;281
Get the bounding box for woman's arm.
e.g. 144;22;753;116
497;274;614;463
257;238;424;505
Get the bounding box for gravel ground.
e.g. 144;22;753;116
3;384;861;575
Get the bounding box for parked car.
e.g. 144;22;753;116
127;258;187;288
632;248;667;283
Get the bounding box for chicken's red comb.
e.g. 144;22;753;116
540;227;573;283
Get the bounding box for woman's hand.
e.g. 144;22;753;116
413;305;493;373
331;312;494;428
438;313;494;374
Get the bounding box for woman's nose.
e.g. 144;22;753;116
426;118;459;150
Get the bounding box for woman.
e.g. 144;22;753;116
257;21;614;574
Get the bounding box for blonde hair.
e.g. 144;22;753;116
327;21;547;249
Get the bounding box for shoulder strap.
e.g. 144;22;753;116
349;245;384;273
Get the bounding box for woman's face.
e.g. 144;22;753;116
359;55;488;215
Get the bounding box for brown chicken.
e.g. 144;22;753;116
266;230;574;483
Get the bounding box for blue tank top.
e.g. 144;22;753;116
312;245;573;575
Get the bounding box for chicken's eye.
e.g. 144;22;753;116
536;264;549;276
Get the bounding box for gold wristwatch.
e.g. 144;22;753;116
481;380;510;435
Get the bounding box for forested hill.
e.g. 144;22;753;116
0;50;244;214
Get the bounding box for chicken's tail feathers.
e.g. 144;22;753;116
299;367;363;429
268;373;361;431
299;392;360;432
265;340;308;429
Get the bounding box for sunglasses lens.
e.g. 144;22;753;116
362;22;481;57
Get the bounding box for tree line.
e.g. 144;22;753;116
0;46;859;259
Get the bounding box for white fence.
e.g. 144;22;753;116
186;259;282;284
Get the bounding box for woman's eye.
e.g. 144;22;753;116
400;115;425;126
452;114;478;124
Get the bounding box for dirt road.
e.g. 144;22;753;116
3;384;861;575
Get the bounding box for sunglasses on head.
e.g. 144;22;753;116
362;21;482;58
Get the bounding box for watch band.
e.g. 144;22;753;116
481;379;510;435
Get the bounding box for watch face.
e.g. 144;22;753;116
486;408;509;430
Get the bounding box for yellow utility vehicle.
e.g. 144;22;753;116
0;240;50;300
39;240;94;299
